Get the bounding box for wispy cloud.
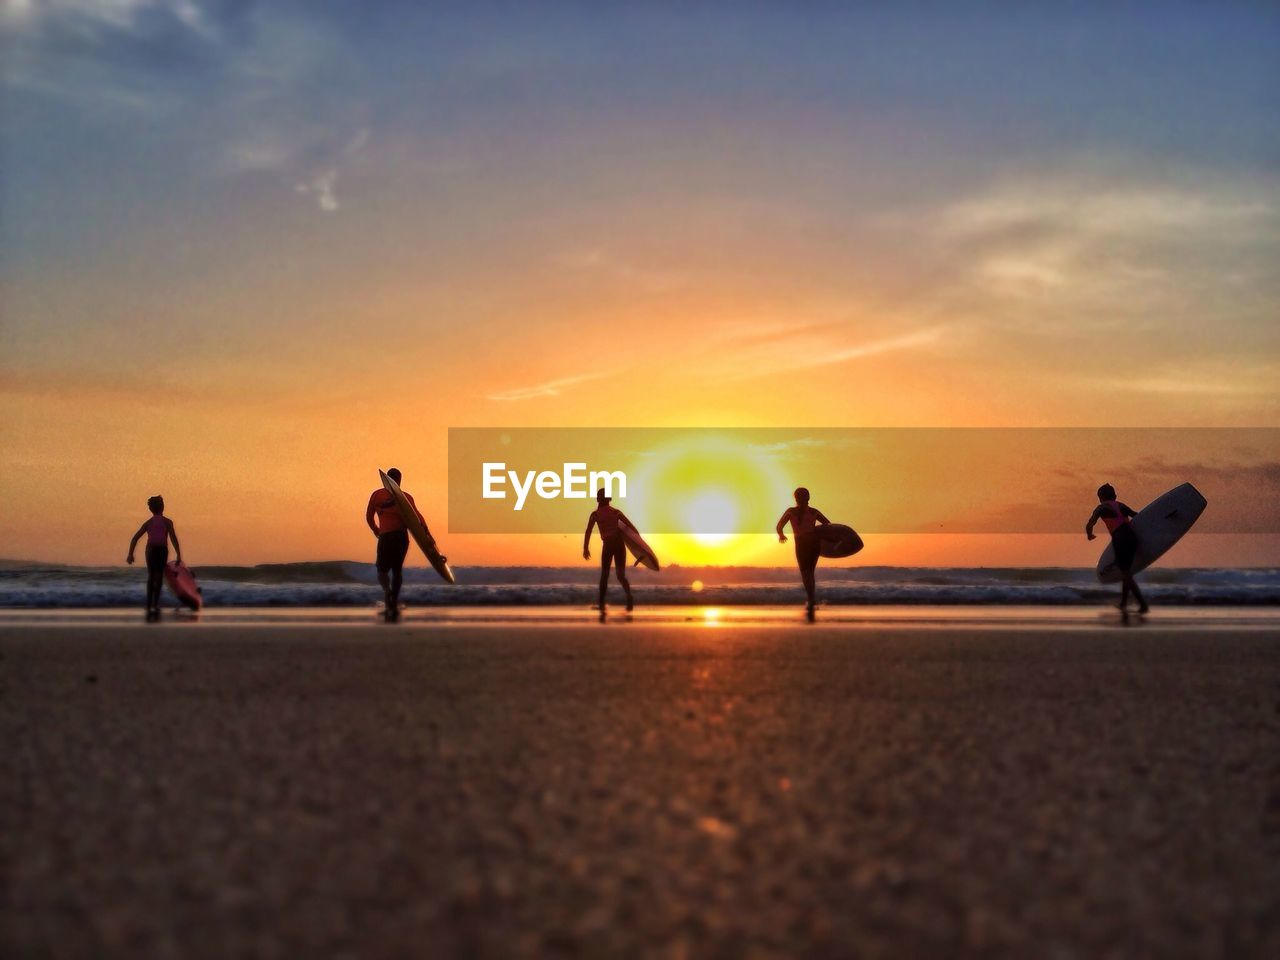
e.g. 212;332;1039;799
803;327;942;368
1114;377;1275;398
934;167;1279;324
218;63;370;213
943;182;1272;238
221;126;369;213
485;372;608;402
293;169;338;212
2;0;221;49
6;0;372;213
710;322;945;381
1070;358;1280;399
553;247;683;293
1;0;219;117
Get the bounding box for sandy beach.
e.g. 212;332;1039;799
3;616;1279;958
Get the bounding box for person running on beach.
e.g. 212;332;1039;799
776;487;830;620
127;495;182;622
366;468;424;622
1086;483;1149;614
583;489;635;614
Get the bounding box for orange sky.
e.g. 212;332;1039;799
2;4;1277;568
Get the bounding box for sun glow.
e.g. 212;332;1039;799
627;435;793;565
685;488;737;546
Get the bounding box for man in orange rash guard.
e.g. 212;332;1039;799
366;467;424;622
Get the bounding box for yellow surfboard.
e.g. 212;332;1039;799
379;470;455;584
621;525;660;571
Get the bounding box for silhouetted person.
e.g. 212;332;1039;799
584;489;635;614
127;495;182;621
776;487;830;620
366;467;424;622
1087;483;1149;614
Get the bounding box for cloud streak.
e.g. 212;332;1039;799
933;167;1280;326
485;372;608;402
712;322;944;381
5;0;372;212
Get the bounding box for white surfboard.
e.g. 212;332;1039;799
1096;482;1207;583
621;525;660;571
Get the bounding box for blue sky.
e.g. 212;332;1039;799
5;1;1276;262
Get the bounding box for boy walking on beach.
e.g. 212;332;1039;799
366;468;424;622
127;495;182;621
1086;483;1149;614
583;489;635;613
776;487;830;621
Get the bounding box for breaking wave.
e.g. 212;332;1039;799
0;562;1276;607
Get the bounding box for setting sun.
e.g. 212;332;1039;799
620;434;796;565
685;489;737;546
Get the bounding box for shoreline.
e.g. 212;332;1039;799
2;603;1280;630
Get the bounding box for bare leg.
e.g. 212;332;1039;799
146;570;162;613
390;567;403;611
795;539;819;620
1126;574;1148;613
800;549;817;611
615;551;633;610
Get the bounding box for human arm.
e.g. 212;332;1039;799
583;513;597;560
813;509;831;525
1119;502;1137;520
127;522;146;564
167;519;182;564
1085;505;1103;541
616;510;636;532
775;509;791;543
366;493;381;538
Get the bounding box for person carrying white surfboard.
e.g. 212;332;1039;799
583;489;635;614
366;467;425;622
126;495;182;622
776;487;830;620
1086;483;1149;614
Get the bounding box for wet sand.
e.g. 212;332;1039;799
3;619;1279;957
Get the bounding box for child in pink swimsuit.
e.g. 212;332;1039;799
127;495;182;621
1086;483;1148;614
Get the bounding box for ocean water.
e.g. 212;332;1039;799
1;561;1277;608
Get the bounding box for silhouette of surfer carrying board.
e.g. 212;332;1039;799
127;495;182;622
1086;483;1149;615
583;489;635;615
366;467;424;622
776;487;830;621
